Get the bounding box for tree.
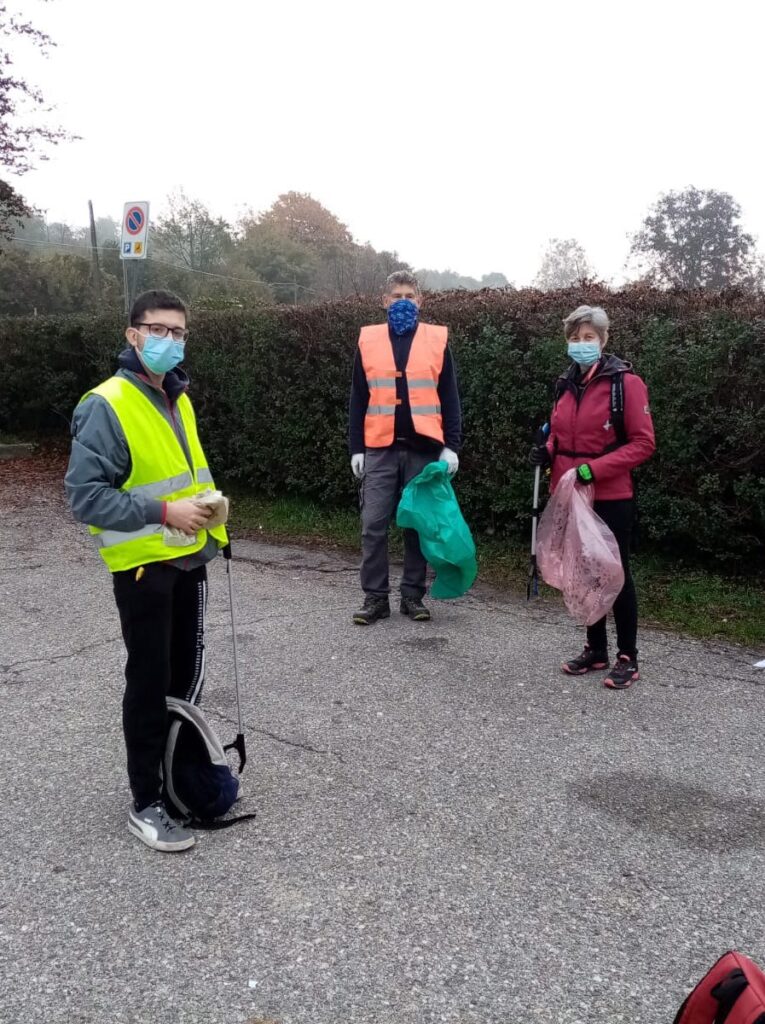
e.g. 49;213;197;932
255;192;358;299
480;272;512;289
0;247;120;314
0;245;49;312
153;191;233;273
0;4;68;241
258;192;353;252
533;239;592;290
94;216;119;245
629;187;760;289
47;220;85;247
417;268;478;290
345;244;410;297
0;179;28;241
232;220;315;303
416;268;511;291
240;193;405;301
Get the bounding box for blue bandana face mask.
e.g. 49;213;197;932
567;340;601;368
139;335;185;374
387;298;419;336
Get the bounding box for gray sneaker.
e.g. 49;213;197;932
128;801;196;852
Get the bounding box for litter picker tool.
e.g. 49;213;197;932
527;423;549;601
222;543;247;773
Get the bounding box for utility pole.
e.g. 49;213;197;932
88;200;102;303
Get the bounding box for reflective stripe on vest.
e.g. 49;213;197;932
359;323;446;446
81;376;228;572
130;470;193;501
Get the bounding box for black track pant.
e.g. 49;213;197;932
112;562;207;809
586;499;638;659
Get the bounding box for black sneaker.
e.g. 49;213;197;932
561;644;609;675
400;596;431;622
604;654;640;690
352;595;390;625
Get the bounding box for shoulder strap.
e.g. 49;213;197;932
672;952;759;1024
710;969;748;1023
166;697;229;767
163;718;190;819
610;372;627;446
189;810;257;831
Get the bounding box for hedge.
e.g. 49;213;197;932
1;284;763;569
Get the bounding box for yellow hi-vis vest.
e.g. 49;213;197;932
82;376;228;573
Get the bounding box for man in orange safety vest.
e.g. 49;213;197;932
348;270;462;625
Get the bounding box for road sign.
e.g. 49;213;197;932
120;201;149;259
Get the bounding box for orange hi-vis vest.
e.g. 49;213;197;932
359;323;447;447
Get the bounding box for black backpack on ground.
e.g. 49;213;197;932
163;697;255;830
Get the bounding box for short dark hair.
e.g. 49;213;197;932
130;289;187;327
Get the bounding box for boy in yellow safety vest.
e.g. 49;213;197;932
65;290;227;853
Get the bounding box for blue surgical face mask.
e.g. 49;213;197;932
387;298;419;336
567;340;601;368
139;335;185;374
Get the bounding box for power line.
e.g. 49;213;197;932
8;235;318;293
144;252;317;292
11;236;116;253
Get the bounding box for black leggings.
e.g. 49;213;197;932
586;499;638;659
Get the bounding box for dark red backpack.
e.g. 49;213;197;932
674;952;765;1024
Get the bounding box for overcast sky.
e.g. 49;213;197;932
8;0;765;285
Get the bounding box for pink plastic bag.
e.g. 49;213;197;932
536;469;625;625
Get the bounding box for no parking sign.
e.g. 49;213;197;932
120;201;150;259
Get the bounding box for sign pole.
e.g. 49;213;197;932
120;201;150;321
123;261;130;318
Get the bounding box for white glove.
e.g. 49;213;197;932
351;453;365;479
439;447;459;477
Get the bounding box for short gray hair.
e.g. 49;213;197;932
563;305;610;341
385;270;420;294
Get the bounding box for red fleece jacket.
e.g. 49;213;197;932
547;355;656;500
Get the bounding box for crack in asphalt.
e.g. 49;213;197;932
254;727;347;764
0;635;122;673
202;706;347;764
234;553;357;575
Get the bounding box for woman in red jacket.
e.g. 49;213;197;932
530;305;656;689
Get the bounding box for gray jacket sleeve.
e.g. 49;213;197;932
64;395;165;531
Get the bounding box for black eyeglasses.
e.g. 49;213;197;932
135;323;189;342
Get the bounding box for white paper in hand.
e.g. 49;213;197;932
194;489;229;528
162;490;230;546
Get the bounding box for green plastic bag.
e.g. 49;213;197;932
396;460;478;599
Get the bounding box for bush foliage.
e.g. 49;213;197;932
1;284;763;569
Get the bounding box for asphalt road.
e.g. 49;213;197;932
1;457;763;1024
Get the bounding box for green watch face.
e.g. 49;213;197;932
579;465;593;482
